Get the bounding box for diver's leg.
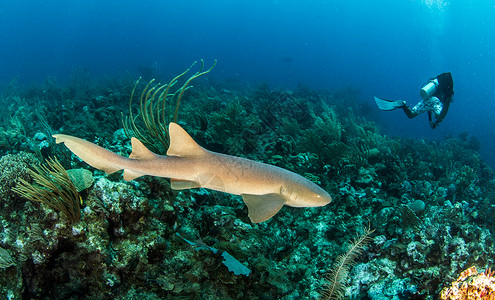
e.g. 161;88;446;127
401;105;420;119
402;100;427;119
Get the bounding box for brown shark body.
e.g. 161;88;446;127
53;122;331;223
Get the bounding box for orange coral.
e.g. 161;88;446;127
440;266;495;300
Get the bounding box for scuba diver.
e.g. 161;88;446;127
374;72;454;129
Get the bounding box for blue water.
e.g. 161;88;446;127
1;0;495;166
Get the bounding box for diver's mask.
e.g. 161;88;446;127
420;78;439;100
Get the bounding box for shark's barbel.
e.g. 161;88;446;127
53;123;331;223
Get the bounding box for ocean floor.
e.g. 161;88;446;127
0;71;494;299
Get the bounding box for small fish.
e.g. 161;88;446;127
53;123;331;223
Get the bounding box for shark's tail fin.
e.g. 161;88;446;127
53;134;128;175
374;97;405;111
54;134;157;181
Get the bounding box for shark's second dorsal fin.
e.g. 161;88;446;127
125;138;156;181
129;138;157;160
167;122;206;157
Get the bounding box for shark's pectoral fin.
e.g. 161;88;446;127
241;193;285;223
171;178;201;190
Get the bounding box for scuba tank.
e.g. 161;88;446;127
420;78;439;100
420;72;453;100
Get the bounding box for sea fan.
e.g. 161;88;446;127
320;226;374;300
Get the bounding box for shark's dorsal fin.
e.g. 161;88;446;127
167;122;206;157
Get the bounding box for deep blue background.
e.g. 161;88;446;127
1;0;494;166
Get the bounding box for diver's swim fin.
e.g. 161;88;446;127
374;97;405;111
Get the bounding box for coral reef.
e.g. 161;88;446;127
0;70;494;299
440;266;495;299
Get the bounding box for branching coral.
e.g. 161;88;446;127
123;59;216;153
312;104;342;141
320;225;374;299
12;157;81;224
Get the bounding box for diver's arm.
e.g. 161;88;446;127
431;100;451;128
437;100;450;122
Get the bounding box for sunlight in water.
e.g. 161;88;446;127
419;0;450;67
422;0;449;12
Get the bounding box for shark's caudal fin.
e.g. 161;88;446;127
53;123;206;182
53;134;126;174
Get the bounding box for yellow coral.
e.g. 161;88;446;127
440;266;495;300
